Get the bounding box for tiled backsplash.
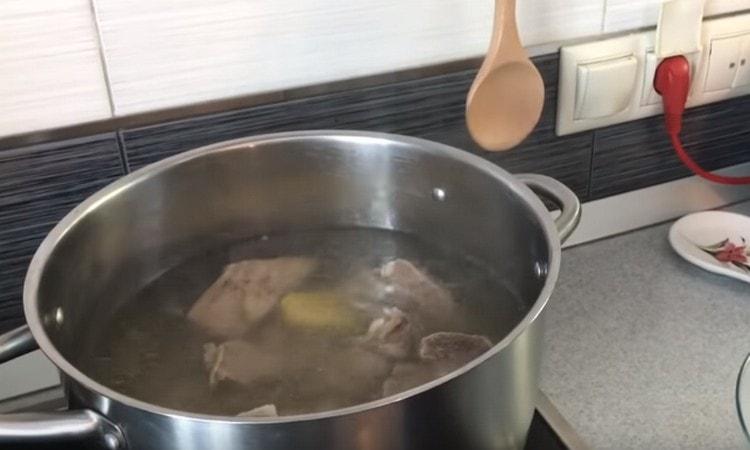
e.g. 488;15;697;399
0;135;125;332
591;95;750;198
1;52;749;332
2;0;750;137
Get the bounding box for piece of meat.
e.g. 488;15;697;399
379;259;455;327
299;346;393;401
203;342;225;389
203;335;391;407
360;307;414;359
188;257;317;338
382;332;493;397
203;340;285;389
237;404;278;418
339;268;391;316
419;332;493;366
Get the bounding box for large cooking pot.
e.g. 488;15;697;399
0;131;580;450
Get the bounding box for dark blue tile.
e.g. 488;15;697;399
121;55;593;202
122;70;476;170
0;134;125;333
591;95;750;199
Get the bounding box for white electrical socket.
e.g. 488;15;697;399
556;12;750;136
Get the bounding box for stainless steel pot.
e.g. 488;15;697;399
0;131;580;450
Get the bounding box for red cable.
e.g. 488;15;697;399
655;56;750;185
669;133;750;184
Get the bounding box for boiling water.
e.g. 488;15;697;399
77;228;525;416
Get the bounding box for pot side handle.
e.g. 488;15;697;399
0;326;127;449
0;410;125;449
516;174;582;243
0;325;38;364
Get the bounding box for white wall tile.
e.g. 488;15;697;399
518;0;605;46
604;0;750;33
603;0;660;33
95;0;604;116
0;0;112;137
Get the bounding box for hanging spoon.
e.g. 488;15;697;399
466;0;544;151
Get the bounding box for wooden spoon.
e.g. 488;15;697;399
466;0;544;151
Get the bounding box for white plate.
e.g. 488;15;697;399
669;211;750;284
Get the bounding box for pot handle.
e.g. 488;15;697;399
516;174;582;243
0;411;125;449
0;325;38;364
0;326;127;449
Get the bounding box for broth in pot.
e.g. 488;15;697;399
77;228;524;417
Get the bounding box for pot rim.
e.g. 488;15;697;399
23;130;561;424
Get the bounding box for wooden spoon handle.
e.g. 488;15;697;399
482;0;526;72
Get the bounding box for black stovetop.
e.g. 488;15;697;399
525;410;569;450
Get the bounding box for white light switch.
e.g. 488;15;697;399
733;34;750;88
574;55;638;120
705;36;741;92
